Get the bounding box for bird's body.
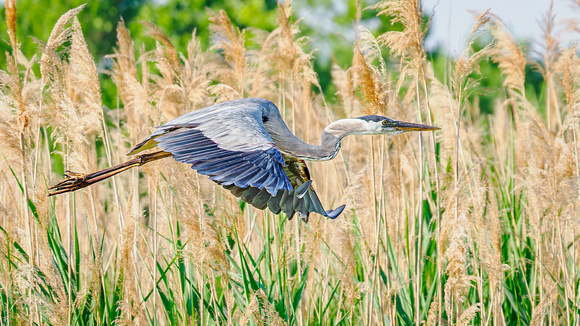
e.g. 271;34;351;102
50;98;439;222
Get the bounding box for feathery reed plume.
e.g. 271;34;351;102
0;77;27;170
143;22;191;121
4;0;24;121
117;224;148;324
5;0;17;51
536;2;563;132
239;290;261;326
142;21;180;70
182;29;211;109
110;20;155;144
488;15;527;95
39;5;85;85
452;11;493;102
555;46;580;141
1;0;41;214
347;165;377;253
443;213;478;318
425;301;439;326
371;0;429;90
260;0;318;122
69;17;103;124
39;4;102;173
256;289;287;326
456;303;483;326
112;18;137;79
209;10;247;98
529;287;554;326
3;0;25;133
522;109;576;320
331;62;356;117
351;26;389;115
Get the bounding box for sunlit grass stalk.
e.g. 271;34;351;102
414;77;425;326
367;135;381;324
419;63;442;325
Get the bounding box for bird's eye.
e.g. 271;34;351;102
382;120;389;126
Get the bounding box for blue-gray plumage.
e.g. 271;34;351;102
49;98;439;222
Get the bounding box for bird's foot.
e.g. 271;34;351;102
48;171;89;196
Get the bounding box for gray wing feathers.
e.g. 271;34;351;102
130;98;292;196
223;183;345;222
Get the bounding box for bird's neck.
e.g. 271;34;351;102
269;130;342;161
267;118;362;161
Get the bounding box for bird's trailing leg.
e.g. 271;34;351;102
48;151;173;196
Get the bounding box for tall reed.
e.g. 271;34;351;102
1;1;579;325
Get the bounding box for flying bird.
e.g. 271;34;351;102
49;98;439;222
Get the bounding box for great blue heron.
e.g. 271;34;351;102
49;98;439;222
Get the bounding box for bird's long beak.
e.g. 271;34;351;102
394;121;440;131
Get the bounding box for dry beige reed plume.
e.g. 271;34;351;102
536;2;563;132
239;290;261;326
38;5;103;173
529;286;555;326
456;303;483;326
346;165;377;255
443;213;478;318
521;112;576;320
525;116;576;220
113;18;137;79
0;84;26;170
260;0;318;109
427;78;463;164
371;0;429;90
39;4;86;86
555;46;580;142
425;301;439;326
164;162;232;278
143;22;192;122
1;0;42;219
69;17;103;124
116;223;149;325
452;11;493;103
5;0;17;51
331;62;356;117
351;31;388;115
352;25;390;115
488;14;527;95
142;21;180;70
256;289;287;326
110;20;156;144
209;10;247;98
470;183;506;322
182;30;211;109
3;0;26;130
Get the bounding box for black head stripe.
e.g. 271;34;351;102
357;115;392;123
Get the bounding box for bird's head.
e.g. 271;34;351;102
362;115;440;135
324;115;440;138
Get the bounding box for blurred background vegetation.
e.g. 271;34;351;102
0;0;536;115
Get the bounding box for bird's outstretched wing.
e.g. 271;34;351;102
128;98;344;221
129;99;292;196
222;154;345;222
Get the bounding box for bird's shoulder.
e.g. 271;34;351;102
163;98;277;126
